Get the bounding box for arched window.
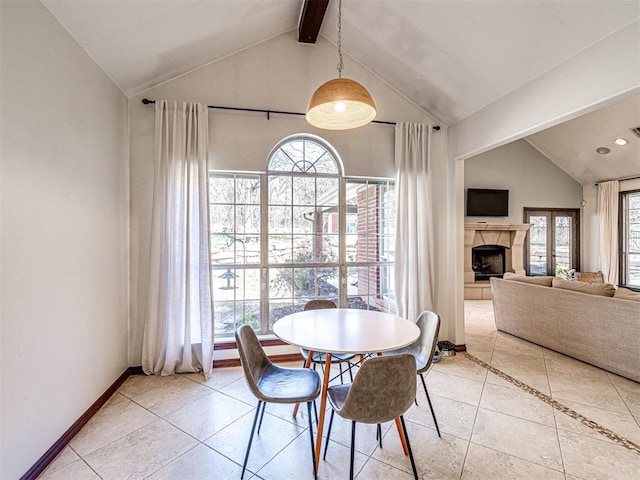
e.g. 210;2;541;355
267;134;343;175
209;135;395;337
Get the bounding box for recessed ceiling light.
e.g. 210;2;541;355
596;147;611;154
614;138;629;146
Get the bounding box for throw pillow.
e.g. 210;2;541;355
575;271;604;283
614;287;640;302
552;277;615;297
503;273;554;287
555;266;576;280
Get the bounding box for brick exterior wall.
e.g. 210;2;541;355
357;186;380;302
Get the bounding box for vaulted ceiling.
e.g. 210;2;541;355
41;0;640;184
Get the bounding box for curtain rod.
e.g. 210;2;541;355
140;98;441;131
595;175;640;186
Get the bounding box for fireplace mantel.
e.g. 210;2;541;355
464;223;531;285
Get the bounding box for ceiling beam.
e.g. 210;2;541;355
298;0;330;44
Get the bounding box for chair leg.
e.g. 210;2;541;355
257;401;267;434
313;399;319;425
307;402;317;479
420;373;441;437
400;416;419;480
376;423;382;448
323;409;335;460
350;421;356;480
339;363;344;383
348;361;354;382
241;401;262;479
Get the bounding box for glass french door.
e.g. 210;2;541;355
524;209;580;276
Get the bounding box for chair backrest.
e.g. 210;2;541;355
338;353;416;424
236;324;273;399
410;310;441;374
304;299;337;311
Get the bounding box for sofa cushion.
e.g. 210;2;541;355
552;277;615;297
614;287;640;302
503;273;554;287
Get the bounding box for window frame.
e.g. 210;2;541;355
210;135;396;339
619;189;640;290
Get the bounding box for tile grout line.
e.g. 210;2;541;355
541;348;568;476
605;371;640;431
464;353;640;456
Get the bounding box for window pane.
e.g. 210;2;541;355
269;206;292;233
209;176;234;204
292;235;314;263
314;153;339;174
292;207;314;234
267;150;293;172
554;216;572;269
235;177;260;205
214;301;237;335
293;177;316;206
270;267;293;298
237;236;260;264
268;175;292;205
211;234;234;264
235;205;260;234
529;215;547;275
212;268;261;335
317;177;339;204
210;204;234;233
623;191;640;287
293;267;316;297
236;301;261;330
346;234;358;262
322;235;339;263
319;267;339;297
269;235;291;264
281;140;304;167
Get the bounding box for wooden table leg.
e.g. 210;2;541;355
293;350;315;418
315;353;333;468
394;417;409;455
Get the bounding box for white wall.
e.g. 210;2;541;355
446;20;640;346
128;30;447;364
0;2;129;477
464;139;583;224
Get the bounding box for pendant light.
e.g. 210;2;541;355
306;0;376;130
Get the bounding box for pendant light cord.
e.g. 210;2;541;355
337;0;343;78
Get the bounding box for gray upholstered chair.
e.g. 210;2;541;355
323;353;419;480
300;299;355;383
383;310;441;437
235;324;321;479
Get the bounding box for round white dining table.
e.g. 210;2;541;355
273;308;420;468
273;308;420;354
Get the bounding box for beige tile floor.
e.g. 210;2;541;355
39;300;640;479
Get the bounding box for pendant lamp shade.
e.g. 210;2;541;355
306;78;377;130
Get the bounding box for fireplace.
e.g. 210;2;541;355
464;223;531;300
472;245;506;281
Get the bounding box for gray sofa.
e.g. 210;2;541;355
490;277;640;383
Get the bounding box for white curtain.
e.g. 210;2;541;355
142;100;214;379
597;180;619;285
394;122;435;321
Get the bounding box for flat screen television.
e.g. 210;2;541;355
466;188;509;216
